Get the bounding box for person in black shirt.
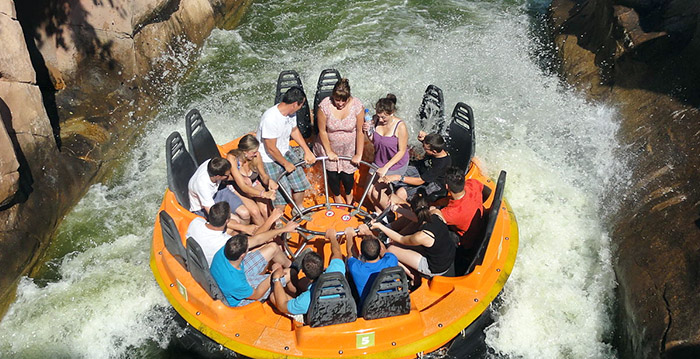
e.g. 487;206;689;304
380;131;451;202
369;191;455;281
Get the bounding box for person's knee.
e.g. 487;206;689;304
248;205;263;220
236;205;250;219
260;242;282;259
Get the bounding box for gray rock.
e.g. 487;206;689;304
0;0;252;316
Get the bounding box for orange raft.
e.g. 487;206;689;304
150;138;519;358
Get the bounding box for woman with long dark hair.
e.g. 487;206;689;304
370;191;455;280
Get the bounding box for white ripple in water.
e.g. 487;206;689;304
0;231;176;358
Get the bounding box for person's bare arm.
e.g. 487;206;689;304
325;228;343;260
253;155;278;191
253;208;283;234
345;226;359;258
228;155;274;199
248;221;298;248
247;277;272;300
226;221;257;236
270;267;291;314
371;222;433;247
290;127;316;165
381;173;425;186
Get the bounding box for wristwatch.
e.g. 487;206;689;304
400;175;405;182
271;277;282;283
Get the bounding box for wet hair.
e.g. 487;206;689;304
410;188;432;224
282;86;306;105
445;166;465;193
423;133;446;152
360;236;381;261
207;157;231;177
302;252;324;281
332;78;351;102
375;93;397;115
224;234;249;261
208;201;230;227
228;134;259;160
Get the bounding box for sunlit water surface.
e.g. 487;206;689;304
0;0;625;358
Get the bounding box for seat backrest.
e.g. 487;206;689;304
445;102;476;174
185;109;220;165
465;170;506;274
166;131;197;209
275;70;312;139
312;68;341;134
417;85;445;134
185;237;225;301
307;271;357;327
360;266;411;320
159;210;188;270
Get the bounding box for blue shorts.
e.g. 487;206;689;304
213;187;244;212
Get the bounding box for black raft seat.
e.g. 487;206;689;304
312;69;341;135
165;131;197;210
275;70;312;139
186;237;225;301
360;266;411;320
445;102;476;174
417;84;445;134
185;109;220;166
307;272;357;328
159;210;188;270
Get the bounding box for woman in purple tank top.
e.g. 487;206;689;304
362;94;409;209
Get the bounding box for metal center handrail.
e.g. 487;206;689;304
273;155;381;258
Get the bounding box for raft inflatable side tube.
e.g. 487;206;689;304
151;135;518;358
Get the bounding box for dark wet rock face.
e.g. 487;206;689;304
0;0;251;315
549;0;700;358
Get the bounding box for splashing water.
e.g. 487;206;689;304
0;1;625;358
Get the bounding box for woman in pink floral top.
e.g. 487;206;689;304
312;78;365;204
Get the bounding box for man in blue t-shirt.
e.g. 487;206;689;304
210;221;298;307
345;224;398;306
269;228;345;315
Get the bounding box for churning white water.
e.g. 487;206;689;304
0;0;624;358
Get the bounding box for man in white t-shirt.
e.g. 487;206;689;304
186;201;232;266
257;87;316;210
188;157;251;225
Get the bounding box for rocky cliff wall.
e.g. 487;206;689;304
549;1;700;358
0;0;250;315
